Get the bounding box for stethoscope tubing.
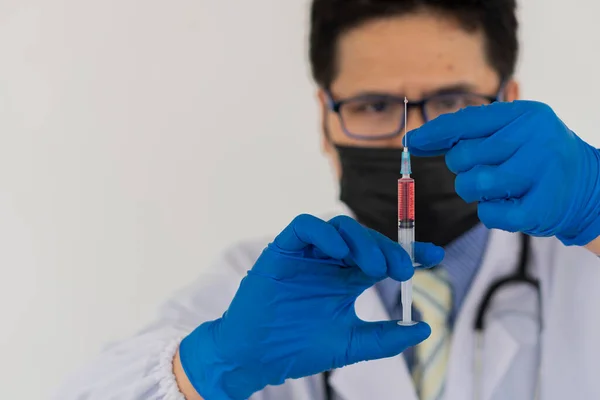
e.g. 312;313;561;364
473;234;542;400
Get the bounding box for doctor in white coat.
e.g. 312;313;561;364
56;0;600;399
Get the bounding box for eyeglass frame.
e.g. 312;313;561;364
325;84;505;141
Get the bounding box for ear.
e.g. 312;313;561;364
502;79;520;102
317;89;334;155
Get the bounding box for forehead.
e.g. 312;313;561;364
331;12;499;97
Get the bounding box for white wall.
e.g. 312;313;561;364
519;0;600;141
0;1;598;398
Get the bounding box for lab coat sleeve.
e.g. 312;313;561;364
54;239;267;400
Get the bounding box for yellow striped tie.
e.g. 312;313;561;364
412;267;453;400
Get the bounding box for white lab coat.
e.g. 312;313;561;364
55;208;600;400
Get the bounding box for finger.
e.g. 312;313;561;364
478;199;537;233
329;216;387;278
406;101;539;156
367;228;413;281
414;242;445;268
344;321;431;365
445;135;523;174
274;214;350;259
455;164;533;204
367;229;445;279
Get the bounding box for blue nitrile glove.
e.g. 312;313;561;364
406;100;600;246
180;214;444;400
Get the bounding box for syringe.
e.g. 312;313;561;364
398;97;416;326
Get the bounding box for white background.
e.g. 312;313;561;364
0;1;598;398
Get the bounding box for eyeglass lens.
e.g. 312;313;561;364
339;93;493;138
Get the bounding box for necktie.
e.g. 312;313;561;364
412;267;453;400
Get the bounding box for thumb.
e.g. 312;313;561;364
344;321;431;365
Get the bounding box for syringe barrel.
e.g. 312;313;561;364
398;227;415;262
398;177;415;262
398;177;415;222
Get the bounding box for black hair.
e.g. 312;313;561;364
309;0;518;89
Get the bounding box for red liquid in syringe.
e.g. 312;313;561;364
398;177;415;228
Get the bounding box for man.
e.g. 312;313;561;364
57;0;600;399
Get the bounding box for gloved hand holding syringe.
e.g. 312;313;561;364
398;97;417;326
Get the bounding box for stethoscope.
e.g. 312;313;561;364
473;233;543;400
323;233;542;400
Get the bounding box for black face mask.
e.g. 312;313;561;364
336;145;480;247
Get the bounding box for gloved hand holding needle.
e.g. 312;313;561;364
179;214;444;400
406;100;600;246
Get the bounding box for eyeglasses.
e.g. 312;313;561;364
326;89;502;141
